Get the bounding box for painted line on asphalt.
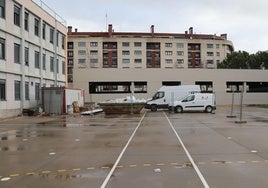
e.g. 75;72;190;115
164;112;210;188
100;112;147;188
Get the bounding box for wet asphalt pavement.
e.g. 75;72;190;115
0;106;268;188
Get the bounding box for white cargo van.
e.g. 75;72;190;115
171;93;216;113
145;85;200;111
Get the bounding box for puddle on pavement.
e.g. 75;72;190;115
0;144;27;151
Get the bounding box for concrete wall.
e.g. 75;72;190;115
73;68;268;105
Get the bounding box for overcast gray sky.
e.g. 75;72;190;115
38;0;268;54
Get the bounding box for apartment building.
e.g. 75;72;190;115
0;0;67;118
68;25;268;105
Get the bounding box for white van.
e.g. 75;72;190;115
170;93;216;113
145;85;201;111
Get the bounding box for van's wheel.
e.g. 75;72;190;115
205;106;213;113
151;105;157;112
175;106;183;113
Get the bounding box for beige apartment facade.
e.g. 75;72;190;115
68;25;268;105
0;0;67;118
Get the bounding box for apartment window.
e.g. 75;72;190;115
134;42;142;47
89;82;131;94
78;59;86;64
78;50;86;55
177;59;184;64
90;59;98;63
50;28;54;44
68;51;73;57
14;80;21;100
34;51;40;68
134;50;142;55
207;44;213;48
216;52;220;56
122;59;130;63
14;5;20;26
176;43;184;48
134;59;142;63
122;42;129;47
90;42;98;47
50;56;54;72
68;59;73;66
24;12;29;31
14;43;20;64
165;59;173;64
90;50;98;55
25;47;29;66
34;18;39;36
62;61;65;75
61;35;65;49
162;81;181;86
134;82;147;93
0;79;5;101
42;54;46;70
0;38;5;59
195;81;213;93
68;42;73;49
0;0;5;18
246;82;268;93
226;82;244;93
25;82;29;100
207;52;214;56
165;51;173;56
35;83;40;100
177;51;184;56
207;60;214;64
122;50;130;55
216;44;220;49
78;42;86;47
56;59;59;73
165;43;172;47
56;32;59;46
42;23;46;39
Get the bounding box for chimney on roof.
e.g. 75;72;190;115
75;28;78;32
68;26;72;33
189;27;193;35
151;25;155;37
221;34;227;39
108;24;113;37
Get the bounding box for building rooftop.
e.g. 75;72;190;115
68;24;228;41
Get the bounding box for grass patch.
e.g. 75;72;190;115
247;104;268;108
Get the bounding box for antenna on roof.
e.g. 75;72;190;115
105;10;108;31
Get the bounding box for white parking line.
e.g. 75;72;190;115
100;112;147;188
164;112;210;188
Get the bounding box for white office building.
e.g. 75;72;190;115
0;0;67;118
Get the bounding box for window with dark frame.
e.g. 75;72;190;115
24;12;29;31
42;23;46;39
34;51;40;68
226;82;244;93
0;0;5;18
50;56;54;72
25;81;29;100
14;80;21;100
34;18;39;36
42;54;46;70
35;83;40;100
25;47;29;66
0;38;5;59
50;28;54;44
0;79;6;101
195;81;213;93
14;5;20;26
14;43;20;64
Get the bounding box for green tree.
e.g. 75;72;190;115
218;51;250;69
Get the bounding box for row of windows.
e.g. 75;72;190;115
0;79;40;101
78;58;219;65
86;81;268;95
70;41;221;50
0;39;65;74
0;2;65;49
71;50;220;57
